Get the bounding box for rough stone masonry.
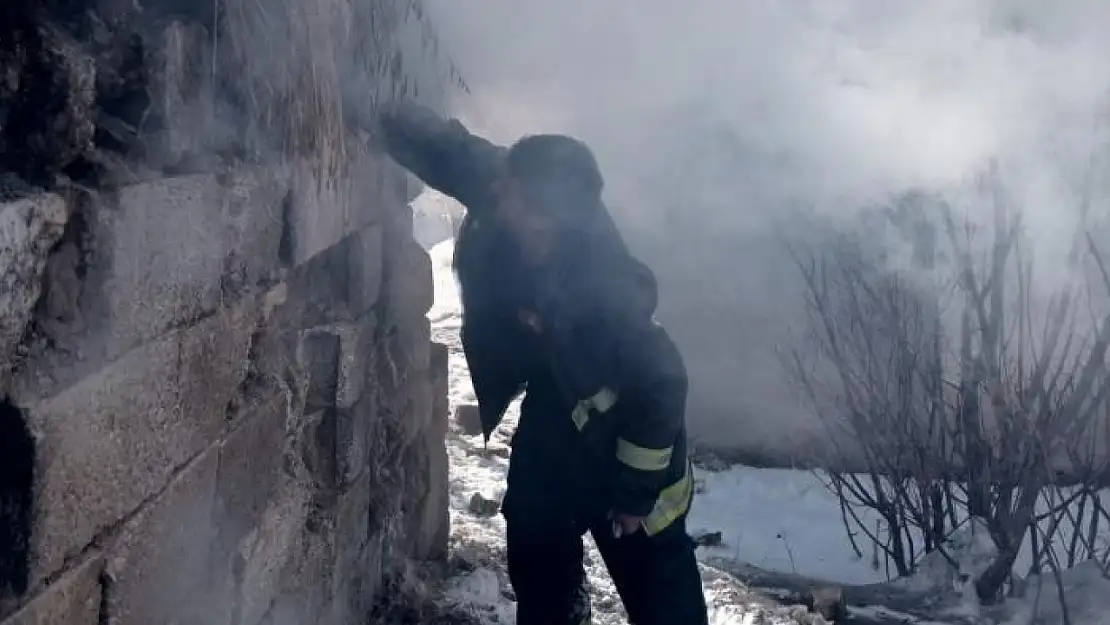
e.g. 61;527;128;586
0;1;450;624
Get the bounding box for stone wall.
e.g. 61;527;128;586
0;1;450;624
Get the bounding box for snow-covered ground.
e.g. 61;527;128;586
423;233;1110;625
413;188;464;250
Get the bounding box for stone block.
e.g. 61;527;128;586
400;374;433;448
0;194;67;381
14;172;286;402
286;148;408;267
395;317;432;375
411;426;449;561
279;240;353;330
396;442;430;557
0;555;101;625
387;201;416;243
208;394;289;625
299;410;339;494
336;393;374;488
297;395;376;495
24;300;256;582
26;332;208;585
371;320;430;405
346;224;384;318
430;341;448;375
429;342;449;432
335;320;376;411
347;150;398;231
259;499;337;625
232;476;314;625
382;238;433;327
285;159;349;267
300;331;341;415
212;394;288;557
430;378;451;540
246;333;298;422
297;320;376;490
329;475;380;624
178;300;261;428
104;447;222;625
336;477;370;552
275;224;385;332
94;175;227;353
218;169;291;292
92;172;284;358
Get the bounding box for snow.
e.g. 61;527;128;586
413;187;464;250
424;232;1110;625
689;466;888;585
997;562;1110;625
849;606;953;625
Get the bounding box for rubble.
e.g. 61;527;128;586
468;493;502;517
454;402;484;437
693;530;724;548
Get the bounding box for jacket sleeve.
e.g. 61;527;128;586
376;103;506;213
461;312;530;442
608;321;689;517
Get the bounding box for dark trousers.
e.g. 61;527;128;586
502;450;709;625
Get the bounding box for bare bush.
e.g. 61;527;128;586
784;169;1110;606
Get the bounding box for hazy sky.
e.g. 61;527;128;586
427;0;1108;234
420;0;1110;452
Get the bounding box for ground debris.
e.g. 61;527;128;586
694;450;732;472
694;530;724;547
453;402;483;436
371;577;491;625
466;446;509;460
806;586;845;623
0;173;42;202
706;558;977;625
467;493;500;517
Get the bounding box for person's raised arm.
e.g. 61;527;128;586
355;101;506;213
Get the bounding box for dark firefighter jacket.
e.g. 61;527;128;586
376;103;693;530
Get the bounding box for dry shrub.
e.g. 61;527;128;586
784;165;1110;610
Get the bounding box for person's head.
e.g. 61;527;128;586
492;134;604;263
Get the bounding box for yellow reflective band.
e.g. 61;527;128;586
643;461;694;536
615;439;673;472
591;387;618;412
571;403;590;430
570;387;618;431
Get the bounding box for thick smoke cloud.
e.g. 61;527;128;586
422;0;1110;456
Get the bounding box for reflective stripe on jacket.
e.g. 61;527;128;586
571;383;693;536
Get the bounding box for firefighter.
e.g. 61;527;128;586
369;101;709;625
